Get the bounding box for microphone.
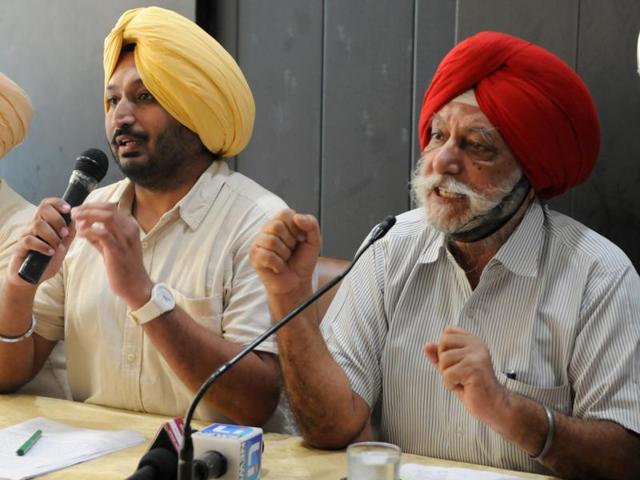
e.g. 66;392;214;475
127;418;184;479
127;448;177;480
150;418;185;453
192;423;263;479
18;148;109;284
177;215;397;480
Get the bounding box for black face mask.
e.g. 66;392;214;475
447;175;531;243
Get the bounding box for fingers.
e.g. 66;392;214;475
72;202;138;248
439;362;469;391
23;198;71;254
443;325;469;335
252;209;321;266
292;213;321;249
261;209;301;249
251;245;288;274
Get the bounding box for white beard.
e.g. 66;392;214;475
411;162;522;234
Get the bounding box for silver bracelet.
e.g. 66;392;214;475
0;316;37;343
531;404;555;462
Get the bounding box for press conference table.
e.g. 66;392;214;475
0;394;557;479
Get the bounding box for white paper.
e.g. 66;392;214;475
401;463;525;480
0;417;145;480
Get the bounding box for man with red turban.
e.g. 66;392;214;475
250;32;640;477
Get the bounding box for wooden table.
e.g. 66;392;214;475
0;394;556;479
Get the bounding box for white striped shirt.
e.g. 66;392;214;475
322;199;640;473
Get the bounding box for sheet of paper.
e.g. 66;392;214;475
401;463;525;480
0;417;145;480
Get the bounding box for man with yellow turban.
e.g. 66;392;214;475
0;7;288;428
250;32;640;477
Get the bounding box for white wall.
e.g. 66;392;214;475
0;0;195;203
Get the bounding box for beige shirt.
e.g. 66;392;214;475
0;179;70;399
0;179;34;275
34;161;288;421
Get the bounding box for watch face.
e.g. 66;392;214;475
155;284;175;310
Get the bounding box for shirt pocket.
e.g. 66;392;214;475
496;372;572;415
171;288;223;336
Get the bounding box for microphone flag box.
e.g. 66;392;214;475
193;423;263;480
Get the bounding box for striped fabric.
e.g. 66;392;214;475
322;199;640;474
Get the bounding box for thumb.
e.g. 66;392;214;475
424;343;439;366
293;214;321;250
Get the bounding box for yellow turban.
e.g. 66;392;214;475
104;7;255;157
0;73;32;160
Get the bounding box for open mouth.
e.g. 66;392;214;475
115;135;145;155
435;186;465;199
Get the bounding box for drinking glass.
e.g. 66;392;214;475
347;441;401;480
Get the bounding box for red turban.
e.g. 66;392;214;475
418;32;600;198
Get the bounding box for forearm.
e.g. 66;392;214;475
270;287;369;449
142;307;280;426
489;391;640;479
0;278;38;391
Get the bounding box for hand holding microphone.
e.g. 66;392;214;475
16;149;108;285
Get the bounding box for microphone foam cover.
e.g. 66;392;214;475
138;448;177;480
74;148;109;182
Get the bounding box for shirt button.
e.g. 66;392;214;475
141;241;149;249
127;353;136;363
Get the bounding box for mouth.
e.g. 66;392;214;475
434;186;465;199
114;135;145;156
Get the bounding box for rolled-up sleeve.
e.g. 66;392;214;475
570;265;640;434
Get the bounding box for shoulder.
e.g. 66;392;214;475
218;167;288;219
0;180;34;226
543;206;633;275
368;208;443;286
377;208;442;256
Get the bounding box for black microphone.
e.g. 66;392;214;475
177;215;397;480
18;148;109;284
127;448;177;480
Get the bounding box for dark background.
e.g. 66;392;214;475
197;0;640;266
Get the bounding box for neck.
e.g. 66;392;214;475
132;158;214;232
447;193;535;289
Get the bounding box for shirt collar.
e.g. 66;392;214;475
415;199;545;277
116;161;228;231
417;226;448;265
492;199;544;277
176;161;227;230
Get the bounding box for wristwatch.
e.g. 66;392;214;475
129;283;176;325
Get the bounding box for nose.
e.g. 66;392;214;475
110;97;135;130
430;138;463;175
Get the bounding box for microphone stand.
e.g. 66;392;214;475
177;216;396;480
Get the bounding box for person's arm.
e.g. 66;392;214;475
72;202;280;426
425;326;640;479
249;209;370;448
0;198;71;392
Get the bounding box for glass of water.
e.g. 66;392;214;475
347;441;401;480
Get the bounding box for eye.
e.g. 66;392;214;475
469;142;489;152
429;129;446;143
137;91;154;102
105;96;119;110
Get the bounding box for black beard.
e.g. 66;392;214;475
111;123;191;191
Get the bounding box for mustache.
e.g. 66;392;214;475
414;174;484;200
111;126;149;146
